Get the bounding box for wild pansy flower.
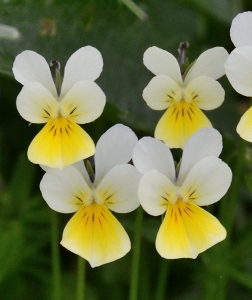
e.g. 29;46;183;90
40;124;141;267
13;46;106;169
133;128;232;259
225;11;252;142
143;46;228;149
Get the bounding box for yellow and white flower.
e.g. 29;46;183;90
40;124;140;267
13;46;106;169
133;128;232;259
225;11;252;142
143;46;228;148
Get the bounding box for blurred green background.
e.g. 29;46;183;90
1;0;252;299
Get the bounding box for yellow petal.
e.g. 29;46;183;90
61;203;131;267
156;200;226;259
154;100;212;149
28;117;95;169
236;106;252;142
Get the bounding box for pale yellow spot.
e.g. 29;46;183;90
237;106;252;142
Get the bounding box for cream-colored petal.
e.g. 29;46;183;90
180;157;232;206
132;137;176;181
28;117;95;169
60;80;106;124
185;76;224;110
94;164;140;213
230;11;252;47
12;50;57;97
156;200;226;259
143;75;182;110
61;203;131;268
237;106;252;142
143;46;183;84
40;166;92;213
16;82;59;123
155;101;212;149
72;160;92;186
60;46;103;98
185;47;228;83
225;46;252;97
138;170;177;216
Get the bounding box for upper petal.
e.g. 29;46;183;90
185;47;228;83
60;46;103;98
94;124;138;186
177;127;222;184
40;165;92;213
237;106;252;142
230;11;252;47
132;137;176;182
143;46;183;84
13;50;57;97
72;160;92;186
60;80;106;124
225;46;252;97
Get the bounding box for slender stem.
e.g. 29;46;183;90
120;0;148;20
76;256;86;300
129;207;144;300
51;210;61;300
154;260;170;300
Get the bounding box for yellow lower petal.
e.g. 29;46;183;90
154;100;212;149
156;200;226;259
28;117;95;169
237;106;252;142
61;203;131;268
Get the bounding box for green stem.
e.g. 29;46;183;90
51;210;61;300
154;260;170;300
76;256;86;300
129;207;144;300
120;0;148;20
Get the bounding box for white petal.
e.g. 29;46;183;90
143;46;183;84
60;80;106;124
138;170;177;216
12;50;57;97
94;164;141;213
180;157;232;206
225;46;252;97
133;137;176;182
60;46;103;98
16;82;59;123
177;127;222;184
40;166;92;213
143;75;182;110
185;47;228;83
72;160;92;186
94;124;138;185
230;11;252;47
185;76;225;110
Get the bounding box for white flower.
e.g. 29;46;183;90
40;124;141;267
133;127;232;259
13;46;106;169
143;46;228;149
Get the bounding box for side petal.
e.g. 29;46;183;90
28;117;95;169
132;137;176;181
180;157;232;206
138;170;177;216
155;101;212;149
177;127;222;184
143;46;183;84
185;76;225;110
60;80;106;124
60;46;103;98
12;50;57;97
237;106;252;142
156;200;226;259
185;47;228;83
94;164;140;213
230;11;252;47
225;46;252;97
143;75;182;110
94;124;138;185
40;166;92;213
16;82;59;123
61;203;131;268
